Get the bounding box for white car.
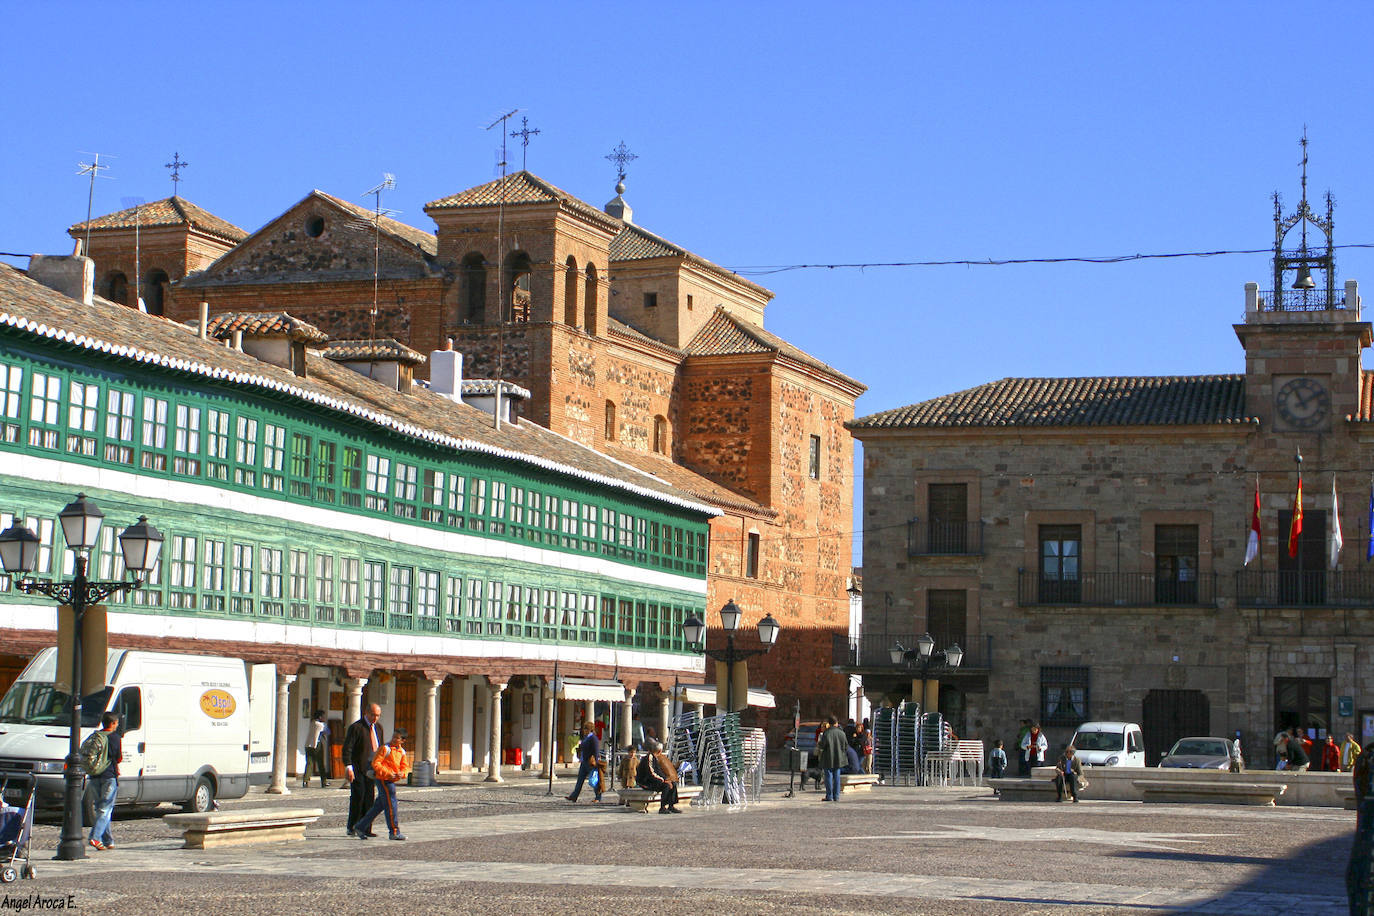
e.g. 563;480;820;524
1069;721;1146;767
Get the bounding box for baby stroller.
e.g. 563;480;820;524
0;777;36;883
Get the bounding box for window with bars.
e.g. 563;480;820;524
234;416;258;487
364;454;391;512
168;534;198;609
1041;666;1090;726
28;372;60;450
339;557;361;624
259;547;284;616
581;503;597;551
66;380;99;456
314;439;336;504
341;446;362;508
205;408;230;481
103;389;136;465
489;480;506;535
466;578;485;634
1155;524;1199;604
1;365;21;443
445;574;465;632
417;569;439;621
446;473;467;527
173;403;201;476
202;539;225;611
469;478;487;532
289;548;309;620
140;396;168;470
486;579;503;635
363;561;386;625
421;468;443;523
508;485;524;537
581;593;597;632
288;433;312;498
230;543;254;614
314;553;335;622
393;462;418;519
561;499;578;548
261;424;286;492
389;565;414;618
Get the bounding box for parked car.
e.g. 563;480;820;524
1158;736;1239;770
1069;722;1145;767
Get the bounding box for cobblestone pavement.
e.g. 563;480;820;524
4;773;1354;915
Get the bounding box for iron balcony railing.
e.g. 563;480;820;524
1016;571;1218;607
1236;569;1374;608
1258;288;1346;312
907;519;984;556
831;632;992;671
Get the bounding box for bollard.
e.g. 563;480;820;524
1348;797;1374;914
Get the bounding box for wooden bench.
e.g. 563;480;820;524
1132;779;1287;806
162;807;325;849
988;778;1058;801
840;773;880;792
616;784;703;813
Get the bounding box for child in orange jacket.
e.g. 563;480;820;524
354;730;411;841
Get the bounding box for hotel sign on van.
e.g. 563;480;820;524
200;689;236;719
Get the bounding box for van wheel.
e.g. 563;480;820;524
183;776;215;814
81;786;95;828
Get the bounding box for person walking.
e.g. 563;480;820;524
1054;745;1083;803
342;703;383;836
1285;727;1311;772
635;739;681;813
85;713;121;851
1319;735;1341;772
1020;722;1048;773
302;710;330;789
354;730;410;841
817;715;849;802
565;723;603;803
1343;733;1363;773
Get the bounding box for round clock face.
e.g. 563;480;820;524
1276;377;1330;428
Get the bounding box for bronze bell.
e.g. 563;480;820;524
1292;265;1317;289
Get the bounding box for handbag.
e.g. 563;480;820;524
1076;774;1089;791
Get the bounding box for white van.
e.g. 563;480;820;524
0;649;275;814
1069;721;1145;767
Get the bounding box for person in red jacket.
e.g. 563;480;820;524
354;730;411;841
1319;735;1341;772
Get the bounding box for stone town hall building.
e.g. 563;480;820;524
57;170;863;747
847;172;1372;765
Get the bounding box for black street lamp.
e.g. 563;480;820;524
0;495;162;861
681;600;780;715
890;632;963;716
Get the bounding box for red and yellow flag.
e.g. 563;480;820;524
1288;475;1304;558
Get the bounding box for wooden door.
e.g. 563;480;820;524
1141;689;1210;766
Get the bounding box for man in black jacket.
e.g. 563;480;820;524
342;703;382;835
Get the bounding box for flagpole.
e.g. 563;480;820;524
1295;453;1303;604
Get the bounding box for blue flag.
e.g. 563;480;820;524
1367;485;1374;561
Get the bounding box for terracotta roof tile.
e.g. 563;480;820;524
202;312;329;343
607;317;683;356
850;376;1252;430
684;308;863;389
610;223;774;299
0;262;716;517
70;197;247;243
322;338;427;365
425;171;617;229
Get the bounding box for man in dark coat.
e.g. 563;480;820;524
565;723;602;803
817;715;849;802
342;703;383;835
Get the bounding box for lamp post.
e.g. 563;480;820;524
0;495;162;861
681;600;780;715
890;633;962;786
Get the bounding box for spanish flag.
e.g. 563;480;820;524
1288;474;1304;558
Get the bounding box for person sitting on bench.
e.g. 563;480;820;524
635;739;682;814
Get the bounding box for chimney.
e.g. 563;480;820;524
28;255;94;305
429;339;463;404
198;302;209;339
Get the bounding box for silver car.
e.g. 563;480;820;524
1158;736;1239;770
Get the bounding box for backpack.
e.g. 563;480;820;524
80;730;109;776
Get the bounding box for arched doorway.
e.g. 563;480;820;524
144;269;170;316
104;272;129;306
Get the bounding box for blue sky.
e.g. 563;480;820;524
5;2;1374;558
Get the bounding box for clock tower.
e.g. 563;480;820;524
1235;136;1368;435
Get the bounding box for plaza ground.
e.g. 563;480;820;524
8;771;1354;915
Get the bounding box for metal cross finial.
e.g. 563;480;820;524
510;116;541;171
605;141;638;185
165;152;188;196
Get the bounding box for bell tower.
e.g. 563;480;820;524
1235;134;1367;433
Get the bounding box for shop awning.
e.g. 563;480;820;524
672;684;776;709
557;678;626;703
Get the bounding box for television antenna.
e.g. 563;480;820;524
76;152;113;256
485;109;519;431
120;196;145;310
361;172;397;376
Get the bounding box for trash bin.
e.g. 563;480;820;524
411;760;435;787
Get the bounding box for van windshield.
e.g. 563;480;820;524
0;681;112;728
1072;731;1123;752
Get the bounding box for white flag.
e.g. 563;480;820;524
1330;476;1344;569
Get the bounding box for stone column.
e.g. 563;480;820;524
660;693;672;745
421;677;442;767
267;673;297;794
486;680;507;782
542;678;557;778
584;699;595;732
344;676;368;726
286;676;303;779
621;686;634;749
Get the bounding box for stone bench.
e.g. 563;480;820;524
989;778;1058;801
162;807;325;849
841;773;881;792
1132;779;1287;806
1337;786;1357;811
616;784;703;813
